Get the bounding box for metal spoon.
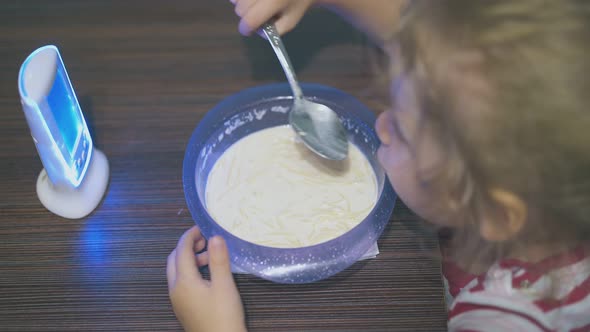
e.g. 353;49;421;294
261;23;348;161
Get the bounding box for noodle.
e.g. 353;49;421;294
205;125;377;248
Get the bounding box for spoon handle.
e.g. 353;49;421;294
261;23;304;101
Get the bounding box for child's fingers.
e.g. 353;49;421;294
196;251;209;267
208;236;236;288
239;1;285;35
234;0;255;18
166;249;177;289
194;235;207;253
174;226;205;281
273;3;307;36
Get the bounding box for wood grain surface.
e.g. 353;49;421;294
0;1;447;331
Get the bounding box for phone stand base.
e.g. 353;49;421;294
36;149;110;219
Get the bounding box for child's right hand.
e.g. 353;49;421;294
167;227;246;332
232;0;316;36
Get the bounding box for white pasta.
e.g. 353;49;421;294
205;125;378;248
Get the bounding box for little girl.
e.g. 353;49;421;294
166;1;590;330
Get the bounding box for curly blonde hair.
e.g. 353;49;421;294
390;0;590;271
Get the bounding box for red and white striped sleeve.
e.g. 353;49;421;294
446;247;590;332
449;302;551;331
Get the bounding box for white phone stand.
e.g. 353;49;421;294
36;149;109;219
19;45;110;219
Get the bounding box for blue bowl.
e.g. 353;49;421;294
183;83;396;283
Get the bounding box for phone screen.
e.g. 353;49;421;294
44;61;92;186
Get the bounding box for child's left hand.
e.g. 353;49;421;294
167;226;247;332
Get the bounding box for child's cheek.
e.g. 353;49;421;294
376;111;412;172
378;143;430;219
379;144;436;223
377;141;411;172
375;111;395;146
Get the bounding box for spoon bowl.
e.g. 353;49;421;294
289;98;348;160
262;23;348;160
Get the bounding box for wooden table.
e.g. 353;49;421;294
0;1;447;331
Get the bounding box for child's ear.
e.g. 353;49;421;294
479;189;528;242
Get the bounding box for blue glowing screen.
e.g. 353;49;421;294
46;66;83;158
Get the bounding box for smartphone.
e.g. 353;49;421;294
18;45;93;189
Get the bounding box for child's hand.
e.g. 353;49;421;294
167;227;246;332
232;0;316;36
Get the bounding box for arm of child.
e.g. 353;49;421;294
167;226;247;332
233;0;408;46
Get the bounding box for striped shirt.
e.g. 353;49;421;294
443;246;590;331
